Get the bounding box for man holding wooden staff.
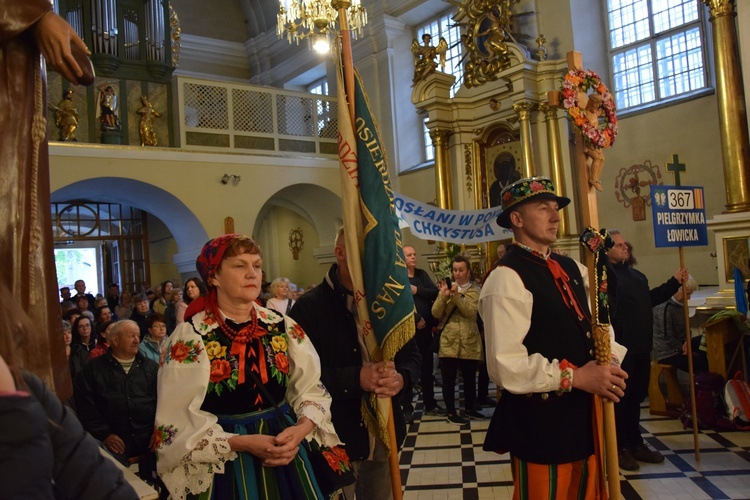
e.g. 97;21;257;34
479;176;628;498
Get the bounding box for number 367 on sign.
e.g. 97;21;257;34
667;189;696;209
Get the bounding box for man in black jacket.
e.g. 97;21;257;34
74;319;158;476
402;245;442;419
290;229;420;500
608;229;688;471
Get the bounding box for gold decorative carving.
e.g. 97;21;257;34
535;34;548;61
512;101;532;120
429;128;451;146
411;34;449;86
537;102;552;119
464;144;473;192
701;0;735;19
169;2;181;68
456;0;514;88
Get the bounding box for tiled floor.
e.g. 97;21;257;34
398;385;750;499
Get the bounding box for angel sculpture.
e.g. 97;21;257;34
411;33;448;86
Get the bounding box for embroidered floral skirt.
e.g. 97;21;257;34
189;404;326;500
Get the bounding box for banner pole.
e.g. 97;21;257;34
335;4;403;499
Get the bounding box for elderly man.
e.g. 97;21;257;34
479;177;628;498
401;245;442;420
290;229;421;500
74;320;158;476
607;230;688;470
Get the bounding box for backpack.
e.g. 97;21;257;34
724;372;750;430
680;372;734;431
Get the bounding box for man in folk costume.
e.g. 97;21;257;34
478;177;628;498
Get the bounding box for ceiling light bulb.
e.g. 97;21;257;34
313;34;330;54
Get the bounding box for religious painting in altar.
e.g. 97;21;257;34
723;236;750;283
473;125;520;270
475;126;521;209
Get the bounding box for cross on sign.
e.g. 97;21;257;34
666;154;686;187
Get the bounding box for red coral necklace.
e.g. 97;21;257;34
214;308;265;385
216;309;261;344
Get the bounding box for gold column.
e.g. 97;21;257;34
702;0;750;212
540;103;569;236
430;128;454;209
513;101;535;178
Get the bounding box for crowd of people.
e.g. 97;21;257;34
28;176;715;499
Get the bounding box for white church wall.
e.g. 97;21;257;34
597;94;723;286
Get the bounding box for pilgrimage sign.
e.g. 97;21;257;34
650;185;707;247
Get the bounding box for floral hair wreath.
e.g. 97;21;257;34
561;68;618;149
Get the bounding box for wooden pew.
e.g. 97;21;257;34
703;316;748;381
101;449;159;500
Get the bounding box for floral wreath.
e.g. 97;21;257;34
561;68;618;149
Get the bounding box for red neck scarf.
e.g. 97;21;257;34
514;242;588;321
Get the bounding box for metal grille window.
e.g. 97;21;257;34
417;12;463;98
52;202;150;293
607;0;708;111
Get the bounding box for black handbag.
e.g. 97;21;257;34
431;306;458;353
247;370;356;496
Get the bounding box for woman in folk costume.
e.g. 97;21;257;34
155;234;343;499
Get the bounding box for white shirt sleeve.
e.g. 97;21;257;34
155;320;237;499
479;266;560;394
478;261;627;396
282;315;341;448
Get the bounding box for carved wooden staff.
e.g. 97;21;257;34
549;50;620;498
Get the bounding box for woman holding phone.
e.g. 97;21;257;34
431;254;483;425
